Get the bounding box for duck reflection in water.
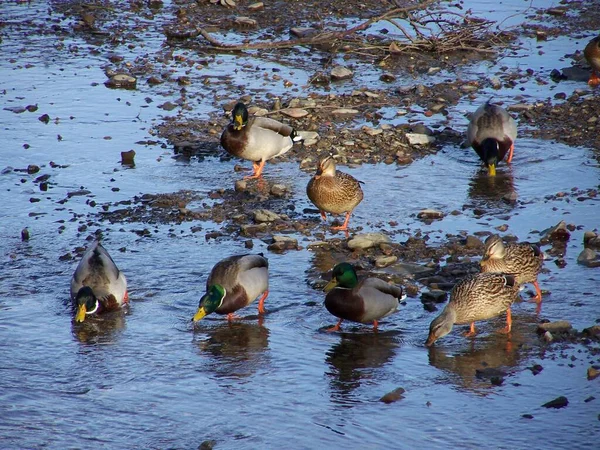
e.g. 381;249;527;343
467;168;516;210
71;309;127;345
427;323;532;395
193;321;270;379
325;332;399;405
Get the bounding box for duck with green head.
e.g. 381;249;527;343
323;263;403;332
220;102;301;179
466;99;517;176
193;254;269;322
70;241;128;323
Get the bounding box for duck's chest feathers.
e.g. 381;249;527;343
221;125;249;158
325;287;366;323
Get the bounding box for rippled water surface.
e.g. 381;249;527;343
1;1;599;449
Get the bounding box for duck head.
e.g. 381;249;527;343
480;138;500;176
231;102;248;131
194;284;226;322
74;286;100;323
324;262;358;292
425;308;456;347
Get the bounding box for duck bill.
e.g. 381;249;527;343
323;279;338;293
233;114;244;130
487;163;497;176
75;304;87;323
193;307;208;322
425;334;437;347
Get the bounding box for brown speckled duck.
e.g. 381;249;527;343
193;254;269;322
425;272;519;346
306;156;364;231
584;34;600;87
480;234;543;303
220;102;300;179
466;99;517;176
323;263;403;332
70;241;128;323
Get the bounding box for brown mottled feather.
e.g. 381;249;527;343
584;35;600;73
306;156;363;215
480;235;542;286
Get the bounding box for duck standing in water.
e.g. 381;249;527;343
480;234;544;304
323;263;403;332
425;272;519;346
70;241;128;323
193;254;269;322
306;155;364;232
466;99;517;176
220;102;301;179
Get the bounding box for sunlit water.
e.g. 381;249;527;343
1;1;599;449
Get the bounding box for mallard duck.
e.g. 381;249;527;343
466;99;517;176
220;102;301;179
70;241;128;323
323;262;403;332
193;254;269;322
480;234;543;303
584;35;600;87
425;272;519;346
306;156;364;231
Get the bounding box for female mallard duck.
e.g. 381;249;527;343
70;241;128;323
480;234;543;303
584;34;600;87
466;99;517;176
323;262;403;332
425;272;519;346
220;102;301;179
306;156;364;232
193;254;269;322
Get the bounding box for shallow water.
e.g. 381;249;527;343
1;1;599;449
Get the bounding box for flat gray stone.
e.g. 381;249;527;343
347;233;391;250
253;209;280;223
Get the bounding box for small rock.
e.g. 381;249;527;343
464;235;483;249
379;387;405;404
240;223;268;236
199;440;217;450
417;209;444;220
528;364;543;375
331;108;359;115
542;396;568;409
27;164;40;174
503;191;518;203
279;108;309;118
296;131;319;146
290;27;318;38
248;2;264;11
267;235;298;253
522;414;534;419
420;290;447;304
253;209;280;223
270;184;286;197
380;73;396;82
537;321;572;333
577;248;600;267
105;73;137;90
406;133;436;145
120;150;135;166
507;103;534;112
582;325;600;338
330;66;354;81
347;232;391;250
427;67;441;75
234;180;247;192
588;367;600;381
489;76;502;89
362;126;383;136
543;331;553;343
375;255;397;268
21;228;30;241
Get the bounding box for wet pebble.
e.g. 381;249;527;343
537;320;572;333
330;66;353;81
347;232;390;250
253;209;280;223
542;396;568;409
279;108;308;118
374;255;397;268
417;209;444;220
105;73;137;90
528;364;543;375
488;76;502;89
420;290;447;304
27;164;40;174
464;235;483;249
379;387;405;404
588;367;600;381
270;184;287;197
121;150;135;166
577;248;600;267
21;228;30;241
296;131;319;146
234;180;247;192
405;133;435;145
267;235;298;253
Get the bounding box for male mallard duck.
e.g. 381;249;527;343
466;99;517;176
425;272;519;346
306;156;364;231
480;234;543;303
584;34;600;87
220;102;301;179
323;262;403;332
193;254;269;322
70;241;128;323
